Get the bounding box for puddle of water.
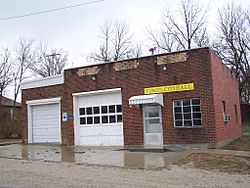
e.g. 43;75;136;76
0;144;190;169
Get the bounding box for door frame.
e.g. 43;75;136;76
143;105;163;146
26;97;61;144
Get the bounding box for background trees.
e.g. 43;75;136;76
30;43;68;77
88;20;141;63
146;0;249;104
214;3;250;104
147;0;209;53
0;38;68;117
0;0;249;104
0;48;12;104
12;38;36;113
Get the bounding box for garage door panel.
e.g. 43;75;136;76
102;135;123;146
32;113;59;119
32;129;47;136
76;90;123;146
32;110;58;115
117;125;123;135
34;137;61;143
32;114;58;119
31;103;60;143
102;125;122;136
46;128;60;136
80;126;102;136
101;126;113;136
94;136;102;145
32;122;59;128
78;92;122;107
79;137;87;145
33;109;58;116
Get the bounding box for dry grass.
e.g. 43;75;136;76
174;153;250;174
243;125;250;134
222;134;250;151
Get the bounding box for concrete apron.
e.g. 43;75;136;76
0;144;192;170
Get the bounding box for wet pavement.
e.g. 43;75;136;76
0;144;192;170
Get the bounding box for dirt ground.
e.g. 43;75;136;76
0;158;249;188
174;153;250;175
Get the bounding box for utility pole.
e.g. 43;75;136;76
46;53;60;76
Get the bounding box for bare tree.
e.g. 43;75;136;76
125;44;142;59
213;3;250;104
89;21;112;63
13;38;35;112
88;20;141;63
0;48;12;104
30;43;68;77
147;0;209;52
112;22;133;61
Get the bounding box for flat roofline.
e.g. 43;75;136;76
20;47;212;90
65;47;210;71
21;74;64;90
21;74;63;85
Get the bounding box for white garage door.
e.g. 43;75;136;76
31;103;60;143
74;89;123;146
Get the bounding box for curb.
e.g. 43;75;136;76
0;142;22;146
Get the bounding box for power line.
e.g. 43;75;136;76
0;0;104;22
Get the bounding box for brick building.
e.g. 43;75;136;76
21;47;242;148
0;96;21;138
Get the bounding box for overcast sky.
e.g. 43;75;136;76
1;0;249;68
0;0;249;100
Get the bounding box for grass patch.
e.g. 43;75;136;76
222;134;250;151
221;124;250;151
174;153;250;174
243;125;250;134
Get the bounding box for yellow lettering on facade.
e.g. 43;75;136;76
144;83;194;94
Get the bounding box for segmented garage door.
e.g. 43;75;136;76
32;103;60;143
77;91;123;146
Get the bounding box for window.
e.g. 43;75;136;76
234;104;238;123
79;108;85;115
94;116;100;124
101;106;108;114
93;106;99;114
109;105;115;113
222;101;226;114
116;105;122;113
80;117;86;125
173;99;202;127
79;104;123;125
86;107;92;115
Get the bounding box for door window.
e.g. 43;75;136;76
79;104;122;125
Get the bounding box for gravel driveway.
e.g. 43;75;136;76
0;158;249;188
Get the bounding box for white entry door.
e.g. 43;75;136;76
143;105;163;146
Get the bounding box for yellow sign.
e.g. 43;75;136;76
144;83;194;94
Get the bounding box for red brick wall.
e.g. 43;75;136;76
210;50;242;142
22;48;241;146
22;85;64;144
